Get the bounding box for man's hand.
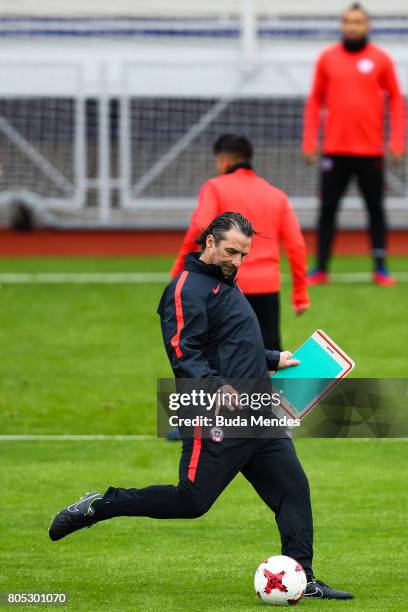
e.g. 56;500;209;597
303;151;318;165
272;350;300;373
278;351;300;369
293;301;310;316
268;351;300;375
215;384;240;416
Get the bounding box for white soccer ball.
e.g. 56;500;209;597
254;555;306;606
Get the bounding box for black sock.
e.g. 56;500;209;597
315;262;327;273
373;249;386;271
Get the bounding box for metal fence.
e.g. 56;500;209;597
0;12;407;228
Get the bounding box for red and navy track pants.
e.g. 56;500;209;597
95;436;313;575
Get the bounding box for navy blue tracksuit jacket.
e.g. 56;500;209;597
157;252;280;380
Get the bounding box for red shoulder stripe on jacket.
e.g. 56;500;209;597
170;270;189;359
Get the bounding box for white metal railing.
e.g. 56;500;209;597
118;59;408;222
0;62;87;217
0;4;406;227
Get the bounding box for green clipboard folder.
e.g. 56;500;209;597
271;329;355;419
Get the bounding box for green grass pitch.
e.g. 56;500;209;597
0;256;407;611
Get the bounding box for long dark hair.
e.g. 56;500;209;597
196;212;255;250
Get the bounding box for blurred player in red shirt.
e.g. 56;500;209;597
171;134;310;352
303;3;406;286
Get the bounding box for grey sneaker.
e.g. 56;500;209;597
49;491;103;541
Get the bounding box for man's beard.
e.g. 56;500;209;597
342;35;368;52
221;265;236;277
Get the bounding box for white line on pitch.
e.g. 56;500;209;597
0;435;405;442
0;434;156;441
0;272;407;284
0;272;169;283
330;272;408;282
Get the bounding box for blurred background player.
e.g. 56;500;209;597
303;2;406;287
171;134;310;353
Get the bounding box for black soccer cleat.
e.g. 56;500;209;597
49;491;103;541
304;579;353;599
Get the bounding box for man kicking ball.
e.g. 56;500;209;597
49;212;352;600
